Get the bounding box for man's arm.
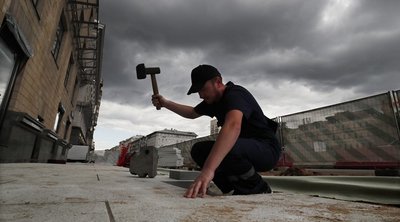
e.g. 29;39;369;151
184;109;243;198
152;94;200;119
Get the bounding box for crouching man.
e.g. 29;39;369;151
152;64;281;198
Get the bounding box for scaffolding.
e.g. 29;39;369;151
68;0;104;86
67;0;105;148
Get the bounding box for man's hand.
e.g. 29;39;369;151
152;94;165;109
151;95;200;119
184;170;214;198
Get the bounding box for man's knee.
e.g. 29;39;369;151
190;142;202;158
190;141;214;165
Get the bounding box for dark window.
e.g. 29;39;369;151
64;55;73;88
51;16;65;61
0;38;16;111
31;0;39;6
31;0;41;19
64;116;71;140
71;78;78;105
54;103;65;133
0;19;27;129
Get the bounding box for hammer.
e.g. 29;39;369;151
136;63;161;110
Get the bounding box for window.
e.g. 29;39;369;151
0;16;28;128
31;0;41;19
71;78;78;105
64;55;73;88
53;103;65;133
31;0;39;6
64;117;71;139
313;141;327;152
0;38;16;111
51;15;65;61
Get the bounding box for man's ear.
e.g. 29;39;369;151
215;76;223;85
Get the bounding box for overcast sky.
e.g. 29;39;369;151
94;0;400;150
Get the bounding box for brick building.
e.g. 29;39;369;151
0;0;105;163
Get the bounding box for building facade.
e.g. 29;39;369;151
102;130;198;166
146;129;198;148
0;0;104;163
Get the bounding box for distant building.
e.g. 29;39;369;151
121;135;145;146
120;135;145;153
146;129;197;148
210;118;220;135
103;130;197;166
115;129;197;154
0;0;105;163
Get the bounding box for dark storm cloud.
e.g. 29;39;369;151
95;0;400;149
101;0;324;56
99;0;400;105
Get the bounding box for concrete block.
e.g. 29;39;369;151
130;146;158;178
375;169;400;176
169;169;200;180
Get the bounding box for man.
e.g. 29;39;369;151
152;64;281;198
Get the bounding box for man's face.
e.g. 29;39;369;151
198;79;220;104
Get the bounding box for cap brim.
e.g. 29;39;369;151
187;84;202;95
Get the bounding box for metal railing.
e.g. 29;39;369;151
276;90;400;169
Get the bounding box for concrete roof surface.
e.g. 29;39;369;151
0;163;399;222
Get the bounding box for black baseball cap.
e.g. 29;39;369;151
187;64;221;95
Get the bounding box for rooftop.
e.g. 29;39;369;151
1;163;399;221
149;129;198;137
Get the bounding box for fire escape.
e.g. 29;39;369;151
68;0;105;147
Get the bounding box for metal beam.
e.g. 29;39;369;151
72;20;99;26
78;47;97;51
79;58;97;61
68;0;98;7
75;35;97;39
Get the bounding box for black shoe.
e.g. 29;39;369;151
233;180;272;195
232;173;272;195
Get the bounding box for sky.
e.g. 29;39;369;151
94;0;400;150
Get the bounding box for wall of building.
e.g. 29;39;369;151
0;0;104;163
2;1;76;137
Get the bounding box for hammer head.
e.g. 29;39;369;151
136;63;160;79
136;63;147;79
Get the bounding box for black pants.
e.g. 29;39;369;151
190;137;281;193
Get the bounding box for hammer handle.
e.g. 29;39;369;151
150;74;161;110
146;67;160;74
